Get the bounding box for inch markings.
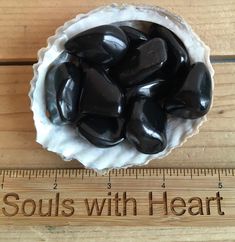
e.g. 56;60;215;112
0;168;234;190
0;167;234;180
0;167;234;226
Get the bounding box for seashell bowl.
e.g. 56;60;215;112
29;4;214;172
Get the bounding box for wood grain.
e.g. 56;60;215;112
0;226;234;242
0;64;234;169
0;0;235;61
0;168;234;227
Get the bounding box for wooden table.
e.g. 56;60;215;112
0;0;235;241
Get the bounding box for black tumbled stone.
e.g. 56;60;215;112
126;98;167;154
111;38;167;87
120;25;148;47
64;25;129;67
149;24;190;79
164;62;212;119
45;60;82;124
126;78;169;101
78;115;125;148
79;66;124;117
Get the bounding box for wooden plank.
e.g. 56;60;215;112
0;147;234;168
0;63;234;170
0;226;234;242
0;168;234;227
0;168;235;227
0;0;235;61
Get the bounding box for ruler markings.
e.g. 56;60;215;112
218;169;221;181
152;168;155;175
1;170;5;189
186;168;189;175
0;168;235;180
55;170;58;182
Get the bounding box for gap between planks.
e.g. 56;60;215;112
0;55;235;66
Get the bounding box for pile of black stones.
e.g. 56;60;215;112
45;22;212;154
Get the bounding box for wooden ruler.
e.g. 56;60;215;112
0;168;234;226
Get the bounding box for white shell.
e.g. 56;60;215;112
29;4;214;173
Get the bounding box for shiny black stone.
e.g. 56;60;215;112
79;66;124;117
120;26;148;47
126;78;169;101
78;115;125;148
111;38;167;87
45;58;81;124
164;62;212;119
126;98;167;154
64;25;129;67
46;51;80;68
149;24;190;79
